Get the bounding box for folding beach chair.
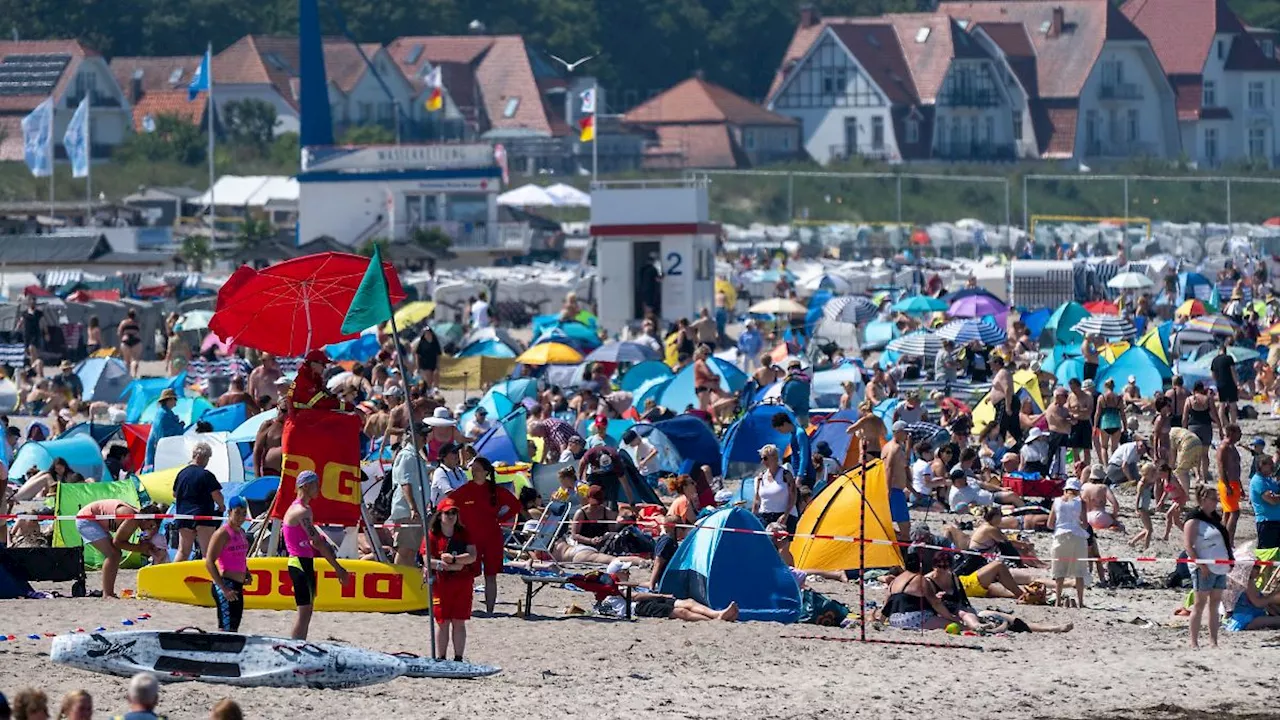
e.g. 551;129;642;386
516;500;572;559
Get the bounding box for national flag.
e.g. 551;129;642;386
62;96;90;178
20;97;53;178
340;243;394;335
580;87;596;114
494;143;509;186
424;66;443;112
578;114;595;143
188;47;211;102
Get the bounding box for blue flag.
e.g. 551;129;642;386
63;96;90;179
20;97;53;178
188;48;210;101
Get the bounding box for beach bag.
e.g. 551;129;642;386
1103;561;1140;589
599;525;654;557
1164;552;1192;589
799;589;849;626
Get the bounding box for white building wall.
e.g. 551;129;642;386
1075;41;1179;160
1190;33;1280;167
969;29;1040;158
59;60;132;146
932;58;1017;160
767;31;901;164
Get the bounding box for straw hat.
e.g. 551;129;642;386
158;388;179;403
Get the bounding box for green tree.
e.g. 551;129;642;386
340;124;396;146
180;235;214;271
410;225;452;254
114;114;205;165
357;237;392;257
271;132;301;168
222;99;278;152
235;216;277;251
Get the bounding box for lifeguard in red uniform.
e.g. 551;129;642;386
288;349;346;414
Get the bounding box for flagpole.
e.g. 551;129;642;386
591;79;598;183
206;42;216;236
85;93;92;219
48;96;54;220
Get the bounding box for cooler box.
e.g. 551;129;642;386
1001;473;1064;499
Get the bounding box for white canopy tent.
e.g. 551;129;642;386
193;175;299;208
544;183;591;207
497;184;557;207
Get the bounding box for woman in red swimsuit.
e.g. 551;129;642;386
448;456;519;614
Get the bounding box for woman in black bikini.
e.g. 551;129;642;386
880;549;982;631
118;309;143;377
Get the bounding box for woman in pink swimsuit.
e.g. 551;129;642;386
282;471;349;640
205;496;251;631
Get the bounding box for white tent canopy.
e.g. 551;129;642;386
544;183;590;207
497;184;556;207
193;175;299;208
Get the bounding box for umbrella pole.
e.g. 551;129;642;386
387;309;436;660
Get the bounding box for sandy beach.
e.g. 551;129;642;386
6;468;1280;720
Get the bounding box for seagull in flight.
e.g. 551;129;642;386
548;53;597;72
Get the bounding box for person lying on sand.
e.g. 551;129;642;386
977;610;1073;634
577;559;739;622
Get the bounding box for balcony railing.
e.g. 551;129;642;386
828;144;892;162
1083;140;1158;157
933;142;1016;161
1099;83;1143;101
940;89;1001;108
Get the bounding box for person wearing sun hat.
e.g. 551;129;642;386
143;387;186;471
51;359;83;403
423;405;465;462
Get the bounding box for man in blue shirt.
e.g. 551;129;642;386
1249;455;1280;549
144;388;186;471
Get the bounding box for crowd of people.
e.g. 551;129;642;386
0;672;242;720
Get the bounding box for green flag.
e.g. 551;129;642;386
341;244;394;334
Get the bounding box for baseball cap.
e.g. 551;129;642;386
606;558;633;575
227;496;248;511
892;421;908;433
296;470;319;487
1252;437;1267;448
1065;479;1083;491
436;497;459;513
948;465;967;479
304;349;330;365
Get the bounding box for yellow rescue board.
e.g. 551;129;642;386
136;559;430;613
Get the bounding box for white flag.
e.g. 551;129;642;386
63;96;90;178
580;87;596;114
21;97;53;178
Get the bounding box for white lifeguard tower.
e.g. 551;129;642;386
590;179;719;335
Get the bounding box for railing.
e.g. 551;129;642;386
940;89;1001;108
1099;83;1143;101
828;144;892;162
397;221;493;249
933;142;1016;161
1083;140;1158;157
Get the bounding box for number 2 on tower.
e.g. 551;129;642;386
666;252;683;276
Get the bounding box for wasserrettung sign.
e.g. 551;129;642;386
303;143;495;173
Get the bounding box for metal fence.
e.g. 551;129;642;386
1022;173;1280;228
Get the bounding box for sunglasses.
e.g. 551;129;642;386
441;509;459;516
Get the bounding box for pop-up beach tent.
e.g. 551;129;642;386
791;460;903;571
658;506;801;623
723;402;810;486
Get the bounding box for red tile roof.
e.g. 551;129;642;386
828;24;919;105
0;39;94;112
768;22;829;100
388;35;551;136
624;77;796;126
938;0;1145;98
132;90;207;131
1041;102;1078;158
1170;74;1204;120
642;124;746;169
211;36;393;110
109;56;203;98
866;14;992;104
1120;0;1248;75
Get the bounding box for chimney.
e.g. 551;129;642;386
1049;6;1065;37
799;3;820;28
130;69;143;105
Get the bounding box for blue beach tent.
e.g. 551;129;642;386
659;357;746;414
722;402;810;485
75;357;131;403
658;507;801;623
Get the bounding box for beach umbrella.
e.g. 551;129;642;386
516;342;583;366
382;301;436;332
904;421;947;448
892;296;947;314
943;287;1001;303
799;274;852;294
1107;272;1153;290
824;296;879;325
947;294;1005;318
937;318;1007;345
175;309;214;332
1186;314;1238;336
887;330;942;357
1083;300;1119;315
209;252;406;356
1175;299;1207;319
748;297;808;316
583;341;659;364
1071;315;1136;339
497;184;556;207
1190;343;1259;365
1038;301;1090;347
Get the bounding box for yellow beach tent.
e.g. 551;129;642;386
972;369;1046;436
791;460;903;571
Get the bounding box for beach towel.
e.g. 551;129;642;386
799;589;849;626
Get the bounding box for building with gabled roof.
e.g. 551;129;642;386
1122;0;1280;167
624;76;799;168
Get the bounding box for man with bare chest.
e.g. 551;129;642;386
1045;387;1073;476
1066;378;1095;465
253;399;287;478
883;421;912;542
